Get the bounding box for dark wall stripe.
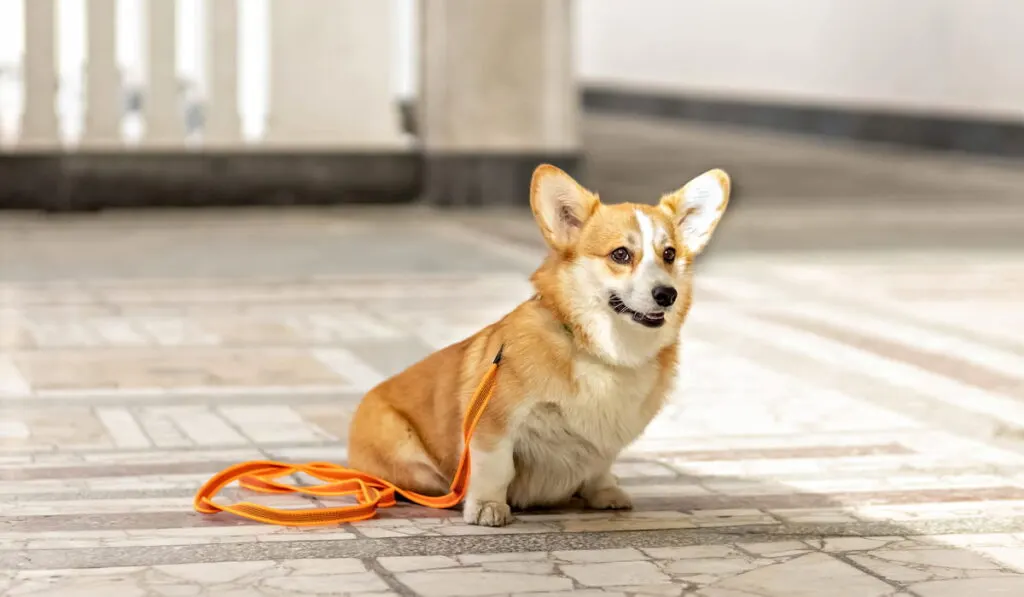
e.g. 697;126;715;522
584;86;1024;158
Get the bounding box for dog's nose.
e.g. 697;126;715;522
652;286;678;307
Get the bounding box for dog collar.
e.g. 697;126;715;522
533;293;574;337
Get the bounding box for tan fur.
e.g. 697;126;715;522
348;164;730;525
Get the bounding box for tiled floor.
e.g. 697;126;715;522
4;121;1024;595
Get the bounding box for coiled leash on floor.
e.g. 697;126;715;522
193;346;504;526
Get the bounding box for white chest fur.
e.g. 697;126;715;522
506;353;663;508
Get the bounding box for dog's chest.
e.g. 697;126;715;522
551;358;660;451
508;357;662;506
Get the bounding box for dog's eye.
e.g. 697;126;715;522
663;247;676;264
610;247;631;264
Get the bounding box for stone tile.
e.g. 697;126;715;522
481;561;557;574
714;553;892;597
515;512;620;523
256;531;356;543
219;405;333;444
0;320;36;350
769;508;858;524
352;524;436;539
869;548;1004;571
552;548;647;563
288;311;405;343
261;571;390;594
457;552;549;565
0;355;31;395
561;561;671;587
697;478;792;496
612;461;679;478
910;577;1024;596
512;592;624;597
274;558;372;575
971;547;1024;572
152;560;279;583
560;512;697;533
378;555;460;572
2;524;356;551
138;406;247;447
357;513;452;526
924;533;1024;548
13;348;347;390
396;569;573;596
294;403;357;441
94;408;152;449
0;420;30;441
690;509;778;527
309;348;385;390
625;483;712;498
9;559;389;596
620;584;686;596
662;558;762;578
0;408;110;448
89;316;152;346
849;547;1009;584
120;317;220;347
817;537;902;552
435;520;560;536
192;316;302;346
76;448;265;466
18;319;102;348
643;546;739;560
9;573;150;597
736;541;811;558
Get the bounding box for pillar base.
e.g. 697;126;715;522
423;152;584;207
0;152;420;211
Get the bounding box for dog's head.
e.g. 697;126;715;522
530;164;730;366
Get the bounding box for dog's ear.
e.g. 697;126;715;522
530;164;599;251
659;169;731;255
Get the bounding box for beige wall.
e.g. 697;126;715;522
578;0;1024;121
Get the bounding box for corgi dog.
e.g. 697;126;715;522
348;164;731;526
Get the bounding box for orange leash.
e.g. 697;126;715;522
193;346;503;526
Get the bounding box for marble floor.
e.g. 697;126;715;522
4;120;1024;595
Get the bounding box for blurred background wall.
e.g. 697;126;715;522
0;0;1020;210
579;0;1024;156
579;0;1024;120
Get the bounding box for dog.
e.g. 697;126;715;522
348;164;731;526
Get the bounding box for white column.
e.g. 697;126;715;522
266;0;405;148
420;0;578;152
418;0;580;205
541;0;577;151
82;0;122;147
20;0;60;147
142;0;184;146
204;0;241;146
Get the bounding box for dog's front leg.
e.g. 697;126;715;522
463;437;515;526
580;468;634;510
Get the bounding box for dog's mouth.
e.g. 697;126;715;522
608;294;666;328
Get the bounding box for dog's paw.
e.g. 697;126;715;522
463;500;513;527
583;486;634;510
